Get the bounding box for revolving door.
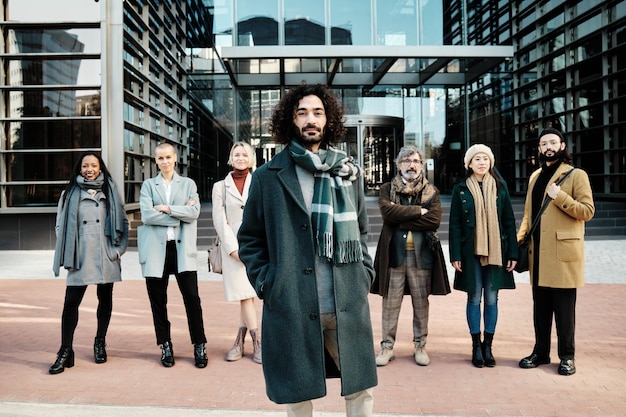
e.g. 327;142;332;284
342;115;404;197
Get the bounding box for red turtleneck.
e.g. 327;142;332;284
232;168;249;195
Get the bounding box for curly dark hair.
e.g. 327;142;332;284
61;151;113;209
269;83;346;146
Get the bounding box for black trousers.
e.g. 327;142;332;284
61;283;114;347
531;285;577;360
145;241;207;346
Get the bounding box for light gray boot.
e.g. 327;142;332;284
249;328;262;364
226;327;247;361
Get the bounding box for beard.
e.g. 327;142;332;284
539;148;565;163
295;126;324;148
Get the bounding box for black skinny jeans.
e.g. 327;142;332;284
61;283;114;347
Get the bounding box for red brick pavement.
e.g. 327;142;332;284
1;278;625;417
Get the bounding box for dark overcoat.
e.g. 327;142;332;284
371;181;445;296
238;146;378;405
448;179;518;293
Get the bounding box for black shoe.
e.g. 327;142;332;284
519;353;550;369
94;337;107;364
194;343;208;368
49;347;74;374
160;341;175;367
558;359;576;375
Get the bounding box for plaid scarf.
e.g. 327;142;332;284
290;142;363;265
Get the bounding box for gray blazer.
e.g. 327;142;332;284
137;172;200;278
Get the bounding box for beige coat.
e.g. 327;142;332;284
517;163;595;288
212;173;256;301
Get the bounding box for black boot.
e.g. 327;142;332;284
482;332;496;367
49;346;74;374
471;333;484;368
194;343;208;368
160;341;175;367
94;337;107;364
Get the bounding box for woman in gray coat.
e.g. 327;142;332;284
50;152;129;374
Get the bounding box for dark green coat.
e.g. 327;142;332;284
448;179;518;293
238;147;377;404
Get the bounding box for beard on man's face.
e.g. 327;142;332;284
539;148;565;163
295;125;324;146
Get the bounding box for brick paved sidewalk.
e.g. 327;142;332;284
1;275;626;417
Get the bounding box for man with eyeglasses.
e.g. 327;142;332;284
517;128;595;376
371;145;444;367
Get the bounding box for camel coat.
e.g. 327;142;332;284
212;172;257;301
137;172;200;278
238;147;377;405
516;163;595;288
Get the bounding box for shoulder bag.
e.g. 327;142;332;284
208;181;226;274
515;168;575;273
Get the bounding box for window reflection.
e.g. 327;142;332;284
376;0;417;45
330;0;371;45
284;0;326;45
7;28;101;54
6;90;101;117
6;58;101;86
6;120;100;150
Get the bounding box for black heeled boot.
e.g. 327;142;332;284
482;332;496;367
94;337;107;364
49;346;75;374
471;333;484;368
160;340;175;367
194;343;208;368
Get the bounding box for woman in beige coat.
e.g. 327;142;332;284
212;141;261;364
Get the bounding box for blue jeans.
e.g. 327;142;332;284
466;256;498;334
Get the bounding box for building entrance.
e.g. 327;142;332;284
339;115;404;197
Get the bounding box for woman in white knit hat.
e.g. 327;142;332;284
448;144;519;368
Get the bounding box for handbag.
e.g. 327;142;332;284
515;168;575;273
207;237;222;273
208;181;226;274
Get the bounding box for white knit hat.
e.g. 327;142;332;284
464;144;495;169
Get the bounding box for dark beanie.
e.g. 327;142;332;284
539;128;564;142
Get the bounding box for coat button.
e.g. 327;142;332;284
241;205;245;210
301;224;308;231
95;203;99;207
96;219;100;223
309;313;318;320
83;220;87;224
304;268;313;274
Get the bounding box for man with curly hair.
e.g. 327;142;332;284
238;83;378;417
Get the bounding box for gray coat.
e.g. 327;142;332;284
137;172;200;278
238;147;378;405
55;190;129;286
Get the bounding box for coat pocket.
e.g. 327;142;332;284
555;229;582;262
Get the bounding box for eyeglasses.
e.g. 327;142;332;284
399;159;422;165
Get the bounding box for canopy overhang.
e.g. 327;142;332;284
219;45;514;88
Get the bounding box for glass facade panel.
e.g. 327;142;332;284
330;0;372;45
6;28;101;54
5;119;100;149
376;0;417;45
6;58;101;87
6;0;99;22
4;90;101;117
236;0;279;45
284;0;326;45
4;184;66;207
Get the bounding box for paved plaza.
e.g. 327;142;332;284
1;239;625;417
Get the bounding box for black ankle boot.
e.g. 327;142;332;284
482;332;496;367
194;343;208;368
94;337;107;364
160;341;175;367
471;333;484;368
49;346;74;374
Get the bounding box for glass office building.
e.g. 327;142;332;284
1;0;625;249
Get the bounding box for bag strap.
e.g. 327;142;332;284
524;168;576;242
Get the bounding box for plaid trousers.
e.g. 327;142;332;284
380;250;431;349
